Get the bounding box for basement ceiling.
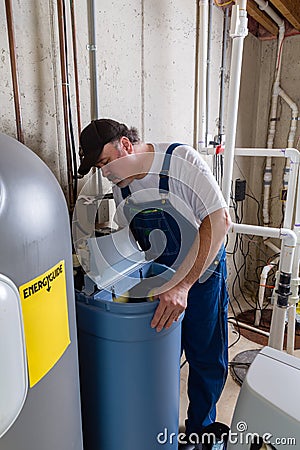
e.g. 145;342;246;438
246;0;300;38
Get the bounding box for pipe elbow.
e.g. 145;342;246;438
280;228;297;247
285;148;300;164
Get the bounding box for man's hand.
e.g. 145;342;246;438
150;283;189;332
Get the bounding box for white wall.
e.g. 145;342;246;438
0;1;229;194
3;1;274;299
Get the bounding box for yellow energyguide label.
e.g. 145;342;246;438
19;260;71;387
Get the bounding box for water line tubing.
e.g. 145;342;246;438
4;0;24;144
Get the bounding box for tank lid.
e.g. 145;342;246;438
87;226;147;290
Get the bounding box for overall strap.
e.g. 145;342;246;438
159;143;182;194
121;185;131;200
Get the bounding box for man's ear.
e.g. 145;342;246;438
120;136;133;154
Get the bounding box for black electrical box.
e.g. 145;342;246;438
235;179;246;202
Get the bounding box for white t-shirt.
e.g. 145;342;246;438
112;143;227;228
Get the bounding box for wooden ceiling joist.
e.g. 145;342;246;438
269;0;300;32
247;0;279;36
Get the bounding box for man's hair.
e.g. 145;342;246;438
121;126;140;144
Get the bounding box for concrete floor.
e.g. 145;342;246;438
179;322;263;431
179;319;300;432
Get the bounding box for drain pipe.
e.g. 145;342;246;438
254;0;285;226
278;89;299;217
4;0;24;144
222;0;248;205
254;260;278;327
230;223;296;352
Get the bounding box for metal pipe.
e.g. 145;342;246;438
218;7;229;142
206;0;213;144
57;0;74;210
70;0;82;137
4;0;24;144
193;0;200;149
198;0;209;150
87;0;99;120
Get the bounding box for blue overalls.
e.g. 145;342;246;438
120;143;229;437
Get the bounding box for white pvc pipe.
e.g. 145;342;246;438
268;306;287;350
254;0;285;29
222;0;248;205
263;238;281;254
235;147;300;160
228;318;270;337
198;0;209;150
278;89;299;217
287;305;296;355
231;223;296;247
255;262;277;326
201;146;300;159
278;88;299;149
230;223;296;351
283;157;298;230
287;167;300;353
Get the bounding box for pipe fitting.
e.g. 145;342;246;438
255;0;268;12
280;228;297;247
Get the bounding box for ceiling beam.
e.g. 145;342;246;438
269;0;300;31
247;0;279;36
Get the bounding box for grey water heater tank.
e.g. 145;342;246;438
0;133;83;450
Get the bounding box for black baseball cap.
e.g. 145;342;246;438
78;119;129;175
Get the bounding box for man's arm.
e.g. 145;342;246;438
151;207;231;332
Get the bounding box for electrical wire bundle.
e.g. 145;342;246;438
226;186;279;349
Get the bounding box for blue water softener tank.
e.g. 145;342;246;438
0;134;83;450
75;227;182;450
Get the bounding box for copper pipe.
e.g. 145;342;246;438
57;0;74;211
5;0;24;143
70;0;82;138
